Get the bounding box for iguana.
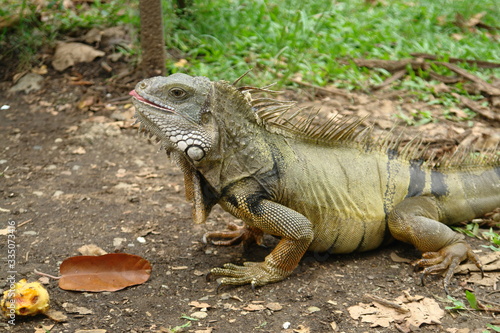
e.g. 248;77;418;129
130;73;500;293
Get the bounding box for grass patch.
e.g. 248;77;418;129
2;0;499;93
164;0;500;87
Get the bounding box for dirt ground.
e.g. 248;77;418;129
1;60;500;333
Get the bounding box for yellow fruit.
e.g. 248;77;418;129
1;279;50;317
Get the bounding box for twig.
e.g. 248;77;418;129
428;71;460;84
476;299;500;313
364;293;410;313
410;53;500;69
452;93;500;121
17;219;33;228
437;62;500;96
34;268;61;280
372;69;407;90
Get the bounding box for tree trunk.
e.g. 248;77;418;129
138;0;166;76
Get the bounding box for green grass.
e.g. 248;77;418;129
2;0;499;92
163;0;500;87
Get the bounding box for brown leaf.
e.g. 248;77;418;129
189;301;211;309
77;244;107;256
242;303;265;311
44;308;68;322
59;253;152;292
266;302;283;311
348;295;444;329
52;42;105;72
62;302;93;315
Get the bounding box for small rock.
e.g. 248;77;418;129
307;306;321;313
190;311;208;319
136;236;146;244
72;147;86;155
53;190;64;197
113;238;126;248
283;322;291;329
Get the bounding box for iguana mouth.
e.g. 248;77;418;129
129;90;176;113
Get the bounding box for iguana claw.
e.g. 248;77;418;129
203;223;264;247
412;241;483;294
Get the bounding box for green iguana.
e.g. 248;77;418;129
130;73;500;293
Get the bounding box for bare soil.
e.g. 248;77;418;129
1;63;499;333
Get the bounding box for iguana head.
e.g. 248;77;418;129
130;73;220;163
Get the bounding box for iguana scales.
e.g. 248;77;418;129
130;73;500;292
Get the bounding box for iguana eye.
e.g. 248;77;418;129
169;87;187;99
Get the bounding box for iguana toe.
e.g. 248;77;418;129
413;242;483;294
203;223;264;247
210;261;291;287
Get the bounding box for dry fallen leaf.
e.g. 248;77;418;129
52;42;105;72
242;303;266;311
44;308;68;322
59;253;152;292
78;244;107;256
266;302;283;311
348;293;444;329
62;302;93;315
189;301;211;309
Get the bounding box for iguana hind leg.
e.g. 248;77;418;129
387;196;482;293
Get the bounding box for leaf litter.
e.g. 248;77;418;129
348;291;444;330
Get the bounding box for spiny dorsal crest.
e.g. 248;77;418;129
233;81;499;170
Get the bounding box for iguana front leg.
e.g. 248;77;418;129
211;194;314;288
388;196;482;293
